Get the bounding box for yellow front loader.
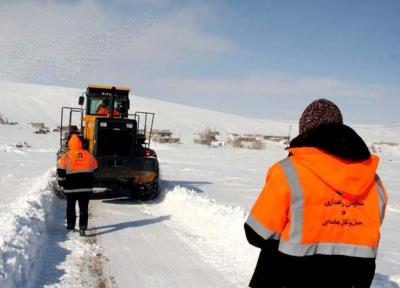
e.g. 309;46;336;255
58;84;159;199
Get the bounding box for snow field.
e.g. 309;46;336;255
0;144;27;155
143;184;258;286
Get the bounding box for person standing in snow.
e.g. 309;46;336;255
245;99;388;287
57;134;98;236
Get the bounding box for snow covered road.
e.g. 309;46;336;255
91;195;233;287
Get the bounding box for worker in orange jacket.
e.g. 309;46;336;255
245;99;388;287
96;103;109;116
57;134;98;236
96;100;121;117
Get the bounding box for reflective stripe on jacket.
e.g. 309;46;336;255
246;147;388;258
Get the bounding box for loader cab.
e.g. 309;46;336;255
81;85;135;156
84;85;130;118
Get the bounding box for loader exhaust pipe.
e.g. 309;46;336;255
111;86;116;118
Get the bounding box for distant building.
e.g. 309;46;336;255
31;122;45;129
263;135;290;142
35;127;50;134
53;125;70;132
151;129;181;144
31;122;50;134
226;133;266;150
243;133;265;139
194;129;220;145
370;141;400;153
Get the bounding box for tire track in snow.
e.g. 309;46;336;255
90;194;232;287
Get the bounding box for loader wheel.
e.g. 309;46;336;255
147;181;159;200
128;172;159;200
138;180;159;201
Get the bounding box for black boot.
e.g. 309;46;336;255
67;225;75;231
79;226;87;236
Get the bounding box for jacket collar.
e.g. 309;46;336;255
289;123;371;161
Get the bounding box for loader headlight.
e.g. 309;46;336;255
100;122;107;127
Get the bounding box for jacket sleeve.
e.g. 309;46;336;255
376;174;389;223
245;162;290;246
57;154;67;187
245;222;281;250
90;155;98;172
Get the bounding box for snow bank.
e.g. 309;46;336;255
144;185;258;286
0;167;105;287
0;169;55;287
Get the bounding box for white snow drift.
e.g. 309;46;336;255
0;170;55;287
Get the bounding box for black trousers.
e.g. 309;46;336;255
250;249;376;288
66;193;90;230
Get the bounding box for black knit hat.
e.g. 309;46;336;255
299;99;343;134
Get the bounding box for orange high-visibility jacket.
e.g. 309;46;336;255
246;147;388;258
96;106;109;116
96;105;121;117
57;134;98;193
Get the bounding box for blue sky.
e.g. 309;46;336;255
1;0;399;124
220;1;400;82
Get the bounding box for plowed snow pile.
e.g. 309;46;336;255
0;170;54;287
0;169;105;287
143;185;257;286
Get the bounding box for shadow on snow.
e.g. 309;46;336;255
88;215;171;237
372;273;400;288
89;179;213;204
34;196;70;287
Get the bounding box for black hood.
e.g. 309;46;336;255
289;123;370;161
